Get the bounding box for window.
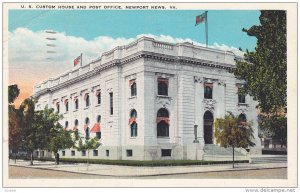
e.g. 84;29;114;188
109;92;113;115
129;109;138;137
93;150;98;156
36;151;39;157
65;121;68;129
96;91;101;105
96;132;101;139
238;88;246;103
56;103;60;113
130;80;137;97
74;97;79;110
74;119;79;127
41;151;45;157
106;150;109;157
65;100;69;112
85;94;90;107
126;150;133;157
71;151;75;156
161;149;172;157
81;150;86;156
238;114;247;124
62;151;65;156
204;83;213;99
95;115;102;139
85;117;90;139
97;115;101;123
157;108;169;137
131;122;138;137
158;78;168;96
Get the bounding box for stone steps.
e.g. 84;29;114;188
250;155;287;163
203;144;245;156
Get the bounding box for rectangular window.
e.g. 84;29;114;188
204;83;213;99
62;151;65;156
36;151;39;157
93;150;98;156
109;92;113;115
96;132;101;139
158;78;169;96
66;102;69;112
41;151;44;157
126;149;133;157
97;92;101;104
161;149;172;157
75;99;79;110
130;80;137;97
106;150;109;157
71;151;75;156
82;150;86;156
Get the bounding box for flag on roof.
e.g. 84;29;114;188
195;12;206;26
74;54;81;66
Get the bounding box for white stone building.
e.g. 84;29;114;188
32;37;261;160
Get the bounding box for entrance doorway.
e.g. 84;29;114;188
204;111;214;144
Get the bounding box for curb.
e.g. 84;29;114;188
9;164;287;178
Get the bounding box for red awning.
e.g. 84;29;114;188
64;99;68;105
73;96;78;101
158;78;169;86
84;93;89;101
90;123;101;133
156;117;170;124
128;118;136;125
129;79;136;86
73;127;78;131
204;82;213;88
95;90;100;96
83;124;88;131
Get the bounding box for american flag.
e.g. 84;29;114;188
74;54;81;66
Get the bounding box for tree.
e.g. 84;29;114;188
258;114;287;148
75;132;101;169
19;98;35;165
49;129;74;165
214;112;255;168
8;85;22;163
234;10;286;115
8;84;20;104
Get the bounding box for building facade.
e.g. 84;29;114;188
33;37;261;160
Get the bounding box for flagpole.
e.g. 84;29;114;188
205;11;208;47
80;53;82;67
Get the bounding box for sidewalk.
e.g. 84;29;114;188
9;159;287;177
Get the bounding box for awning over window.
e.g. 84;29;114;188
73;96;78;101
156;117;170;124
73;127;78;131
129;79;136;86
83;124;88;130
90;123;101;133
56;102;60;107
204;82;213;88
84;93;89;101
64;99;68;105
95;90;100;96
128;118;137;125
158;78;169;86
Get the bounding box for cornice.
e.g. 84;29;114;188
33;51;235;98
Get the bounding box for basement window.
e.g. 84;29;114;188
126;149;133;157
161;149;172;157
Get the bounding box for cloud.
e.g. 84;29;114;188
8;28;244;106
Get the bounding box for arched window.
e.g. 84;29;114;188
97;115;101;123
129;109;138;137
238;114;247;123
158;78;168;96
131;82;137;97
74;119;78;126
131;122;138;137
85;117;90;125
84;117;90;139
56;103;60;113
65;121;68;129
157;108;169;137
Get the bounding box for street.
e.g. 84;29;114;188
9;165;287;179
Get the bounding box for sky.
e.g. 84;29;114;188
8;9;260;107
